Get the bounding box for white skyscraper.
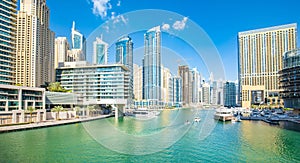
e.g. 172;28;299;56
16;0;55;87
70;21;86;61
55;37;70;68
161;65;172;104
133;64;143;101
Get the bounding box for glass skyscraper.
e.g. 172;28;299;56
93;37;108;65
223;81;236;107
143;26;161;101
279;48;300;112
116;36;133;104
0;0;17;85
71;21;86;60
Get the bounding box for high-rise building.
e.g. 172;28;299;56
201;82;210;105
116;36;133;105
143;26;161;101
55;37;70;68
178;65;192;106
191;68;200;104
93;36;108;65
16;0;55;87
116;36;133;69
133;64;142;101
71;21;86;61
0;0;17;85
169;76;182;107
210;80;224;105
161;65;172;104
223;81;236;107
238;23;297;108
279;48;300;114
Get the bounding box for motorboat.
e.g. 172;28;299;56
194;117;201;122
214;107;234;122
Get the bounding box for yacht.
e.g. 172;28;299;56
132;108;160;119
194;117;201;122
214;108;233;122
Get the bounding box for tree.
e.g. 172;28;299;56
48;82;71;93
27;106;35;123
52;106;64;120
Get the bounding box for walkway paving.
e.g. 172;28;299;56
0;115;113;133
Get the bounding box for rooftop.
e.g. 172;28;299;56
238;23;297;36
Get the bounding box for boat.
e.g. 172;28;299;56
132;108;160;119
214;108;234;122
194;117;201;122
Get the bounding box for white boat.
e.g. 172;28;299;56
214;108;233;122
194;117;201;122
132;108;160;119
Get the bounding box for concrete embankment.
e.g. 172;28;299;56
0;115;113;133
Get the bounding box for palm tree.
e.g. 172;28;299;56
52;105;64;120
27;106;35;123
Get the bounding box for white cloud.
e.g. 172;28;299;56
112;14;128;24
161;23;170;30
91;0;111;18
172;17;188;30
117;0;121;6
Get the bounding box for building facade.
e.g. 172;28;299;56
115;36;133;103
133;64;142;101
238;23;297;108
143;26;161;101
161;66;171;104
201;82;210;105
16;0;55;87
191;68;200;104
56;62;132;106
55;37;70;68
0;0;17;85
223;81;236;107
178;65;192;106
70;21;86;61
279;48;300;114
93;37;108;65
0;84;46;124
169;76;182;107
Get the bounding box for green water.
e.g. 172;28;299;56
0;109;299;162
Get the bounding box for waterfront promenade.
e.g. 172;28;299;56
0;115;112;133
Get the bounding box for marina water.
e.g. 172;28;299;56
0;109;299;162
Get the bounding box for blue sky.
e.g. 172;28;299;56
42;0;300;81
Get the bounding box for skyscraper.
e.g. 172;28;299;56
190;68;200;104
16;0;55;87
116;36;133;105
143;26;161;101
70;21;86;61
238;23;297;108
161;65;172;104
93;37;108;65
178;65;192;106
55;37;70;68
133;64;142;101
169;76;182;107
0;0;17;85
223;81;236;107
